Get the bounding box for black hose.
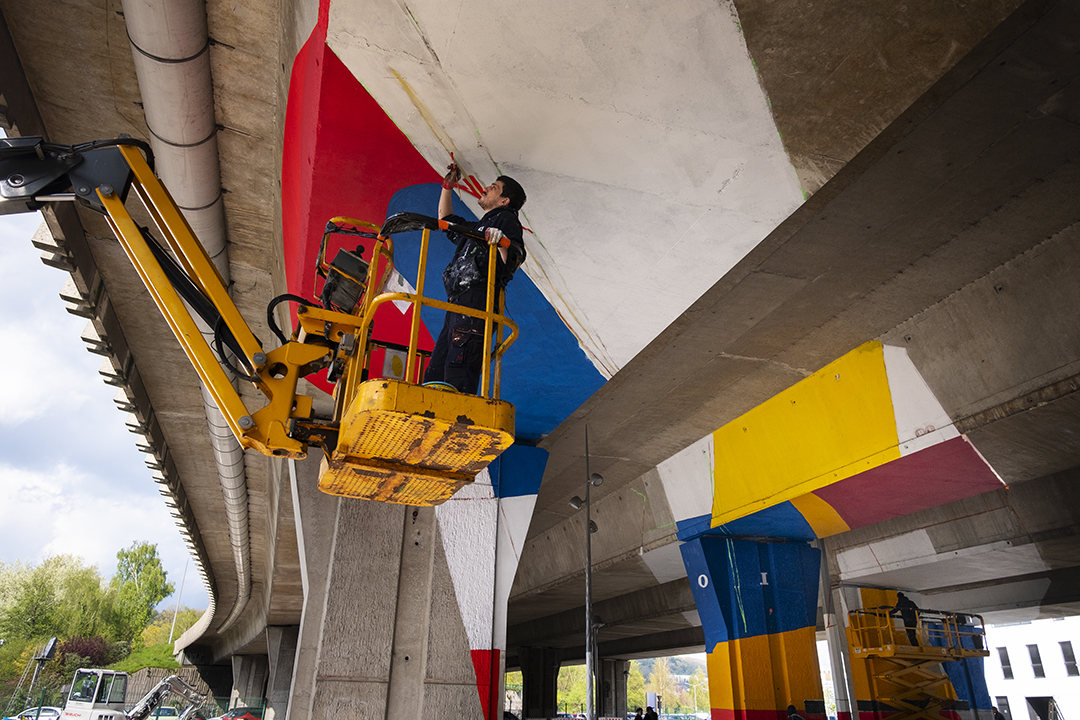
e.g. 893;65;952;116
267;293;320;346
139;225;255;376
69;137;156;172
214;316;258;383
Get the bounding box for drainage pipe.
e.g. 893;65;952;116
122;0;252;634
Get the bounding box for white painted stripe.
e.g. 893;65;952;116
655;434;714;523
641;541;688;585
494;493;539;648
436;475;497;651
883;344;959;455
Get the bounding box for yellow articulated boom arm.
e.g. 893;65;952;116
0;135;518;505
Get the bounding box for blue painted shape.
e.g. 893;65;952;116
677;503;817;543
718;502;818;542
680;536;820;647
676;514;713;541
926;619;991;710
384;185;605;441
489;444;549;498
941;654;992;711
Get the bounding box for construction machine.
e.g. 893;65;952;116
63;668;206;720
0;136;517;505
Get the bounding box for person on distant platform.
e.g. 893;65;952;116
993;706;1007;720
633;708;644;720
423;162;527;394
892;591;921;646
644;707;659;720
788;704;806;720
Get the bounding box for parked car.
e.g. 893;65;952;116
7;708;62;720
208;708;263;720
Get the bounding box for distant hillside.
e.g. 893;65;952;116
633;654;706;679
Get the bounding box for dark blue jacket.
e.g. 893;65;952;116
441;207;526;299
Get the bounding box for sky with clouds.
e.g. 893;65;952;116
0;208;208;611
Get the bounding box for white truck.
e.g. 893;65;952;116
61;669;205;720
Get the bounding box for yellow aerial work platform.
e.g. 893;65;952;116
295;212;518;505
848;607;989;720
1;138;518;506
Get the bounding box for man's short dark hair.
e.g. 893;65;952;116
497;175;526;211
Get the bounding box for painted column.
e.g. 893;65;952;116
681;536;823;720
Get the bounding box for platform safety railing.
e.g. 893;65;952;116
848;607;988;658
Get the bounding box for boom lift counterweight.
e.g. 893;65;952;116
0;136;518;506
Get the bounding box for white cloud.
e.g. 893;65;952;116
0;211;208;610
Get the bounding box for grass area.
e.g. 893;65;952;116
109;644;179;674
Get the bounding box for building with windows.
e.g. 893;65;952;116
983;617;1080;720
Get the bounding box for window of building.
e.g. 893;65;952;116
998;647;1014;679
1027;644;1045;679
1060;640;1078;677
996;698;1012;720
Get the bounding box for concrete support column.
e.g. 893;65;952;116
817;542;856;720
230;654;269;710
681;536;824;720
285;457;337;720
519;646;560;719
265;626;299;720
599;659;629;719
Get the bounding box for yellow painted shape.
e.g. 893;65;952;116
789;492;851;538
712;341;900;526
707;626;821;712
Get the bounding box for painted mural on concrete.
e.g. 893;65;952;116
659;341;1004;543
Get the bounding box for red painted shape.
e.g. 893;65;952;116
812;436;1001;530
281;6;440;391
470;648;500;720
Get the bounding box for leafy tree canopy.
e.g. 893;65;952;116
110;542;175;644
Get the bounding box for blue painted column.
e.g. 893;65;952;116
681;536;824;720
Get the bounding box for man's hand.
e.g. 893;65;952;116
442;163;462;189
485;227;506;247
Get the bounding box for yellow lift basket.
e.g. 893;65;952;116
303;213;519;505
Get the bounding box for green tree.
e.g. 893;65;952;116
0;560;34;614
51;559;116;639
0;565;57;639
627;660;647;712
110;542;174;644
141;606;202;647
647;656;679;712
688;665;709;712
557;664;586;714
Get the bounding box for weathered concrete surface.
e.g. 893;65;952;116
735;0;1027;193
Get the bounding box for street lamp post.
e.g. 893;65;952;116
570;427;603;720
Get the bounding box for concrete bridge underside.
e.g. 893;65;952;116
2;0;1079;716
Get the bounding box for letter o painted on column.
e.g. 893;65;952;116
698;574;709;588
